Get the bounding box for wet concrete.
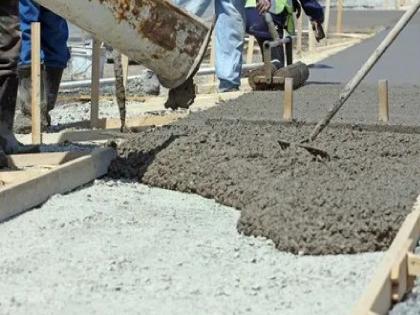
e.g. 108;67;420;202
109;113;420;254
108;9;420;255
189;86;420;126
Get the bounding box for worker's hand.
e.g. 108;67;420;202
311;20;326;42
256;0;271;14
292;0;302;19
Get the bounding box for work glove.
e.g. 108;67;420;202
256;0;271;14
311;20;325;42
292;0;302;19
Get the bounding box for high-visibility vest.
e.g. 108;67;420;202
244;0;289;14
245;0;295;34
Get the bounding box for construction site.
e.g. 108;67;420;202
1;0;420;314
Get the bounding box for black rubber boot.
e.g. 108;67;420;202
0;75;20;154
44;66;64;126
14;64;48;134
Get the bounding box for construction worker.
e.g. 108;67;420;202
245;0;324;66
165;0;248;109
15;0;70;133
0;0;21;155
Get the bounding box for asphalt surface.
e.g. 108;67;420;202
310;12;420;85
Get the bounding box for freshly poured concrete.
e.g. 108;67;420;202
109;118;420;255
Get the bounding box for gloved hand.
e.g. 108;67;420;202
311;20;325;42
292;0;302;19
256;0;271;14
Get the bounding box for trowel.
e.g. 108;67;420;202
278;1;420;160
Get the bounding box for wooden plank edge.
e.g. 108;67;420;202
7;151;88;168
0;147;116;223
351;195;420;315
17;113;189;145
0;169;50;186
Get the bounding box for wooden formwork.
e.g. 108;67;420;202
0;148;116;223
352;195;420;315
19;91;244;146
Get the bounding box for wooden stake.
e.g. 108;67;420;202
31;22;42;145
324;0;331;37
121;54;129;88
90;39;101;129
378;80;389;123
296;14;303;55
407;253;420;277
246;36;255;65
308;18;316;52
336;0;344;34
283;78;294;122
209;33;216;83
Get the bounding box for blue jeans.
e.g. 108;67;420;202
174;0;245;91
19;0;70;68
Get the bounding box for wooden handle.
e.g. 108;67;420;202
31;22;42;145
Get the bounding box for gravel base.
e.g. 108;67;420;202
50;100;148;126
0;180;381;315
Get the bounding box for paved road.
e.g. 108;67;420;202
310;12;420;85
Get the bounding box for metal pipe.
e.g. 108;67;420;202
60;62;274;90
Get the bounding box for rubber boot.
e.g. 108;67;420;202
0;75;40;155
44;67;64;126
0;76;20;154
14;64;48;134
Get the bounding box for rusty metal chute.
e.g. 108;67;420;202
35;0;213;88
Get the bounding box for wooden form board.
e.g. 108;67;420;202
0;148;116;222
19;91;245;145
352;195;420;315
17;112;187;145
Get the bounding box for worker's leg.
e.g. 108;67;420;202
0;0;21;154
39;6;70;125
166;0;213;109
215;0;245;92
16;0;69;132
245;8;285;67
17;0;41;120
18;1;69;68
15;0;43;133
